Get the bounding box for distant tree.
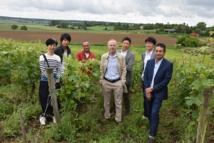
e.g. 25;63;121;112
143;24;156;30
204;29;210;36
195;28;201;34
196;22;206;31
49;20;61;26
11;24;18;30
20;25;27;30
60;22;68;29
176;24;186;33
114;22;121;30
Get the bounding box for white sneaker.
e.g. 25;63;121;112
52;116;56;123
39;116;46;125
142;115;148;120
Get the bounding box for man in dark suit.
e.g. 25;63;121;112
142;37;156;119
143;43;173;143
118;37;135;115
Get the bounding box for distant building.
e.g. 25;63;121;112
209;31;214;36
190;33;199;37
164;29;176;34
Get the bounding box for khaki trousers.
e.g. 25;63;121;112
102;79;123;122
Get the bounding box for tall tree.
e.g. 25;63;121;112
196;22;206;31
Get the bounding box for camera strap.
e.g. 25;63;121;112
43;54;50;67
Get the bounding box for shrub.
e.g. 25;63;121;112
11;24;18;30
20;25;27;30
176;36;200;47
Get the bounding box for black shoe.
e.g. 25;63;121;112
100;118;109;123
148;137;155;143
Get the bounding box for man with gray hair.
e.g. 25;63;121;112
100;39;126;125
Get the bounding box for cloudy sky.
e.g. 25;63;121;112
0;0;213;27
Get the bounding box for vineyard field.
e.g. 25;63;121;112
0;37;213;143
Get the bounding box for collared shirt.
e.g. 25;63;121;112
84;53;89;58
151;58;163;88
121;50;127;57
61;50;67;73
75;51;96;61
142;50;153;79
104;53;120;80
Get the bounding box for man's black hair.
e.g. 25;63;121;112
60;33;71;42
122;37;132;44
145;37;156;45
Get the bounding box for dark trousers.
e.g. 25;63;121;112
112;84;131;114
145;97;163;137
123;84;131;114
142;80;147;117
39;81;53;116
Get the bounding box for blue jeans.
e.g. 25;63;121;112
145;97;163;137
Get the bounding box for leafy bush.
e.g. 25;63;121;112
0;98;13;120
174;46;214;115
176;36;200;47
3;112;21;137
20;25;28;30
11;24;18;30
59;57;100;111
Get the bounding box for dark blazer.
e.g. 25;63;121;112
118;50;135;85
54;45;71;63
143;58;173;100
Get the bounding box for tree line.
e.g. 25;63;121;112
48;20;214;36
10;19;214;36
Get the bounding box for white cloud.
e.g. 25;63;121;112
0;0;214;26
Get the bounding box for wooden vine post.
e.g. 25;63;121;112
46;68;61;124
19;109;27;143
196;87;214;143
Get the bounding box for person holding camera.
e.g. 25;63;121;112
39;38;62;125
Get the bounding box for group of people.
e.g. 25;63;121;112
38;33;173;143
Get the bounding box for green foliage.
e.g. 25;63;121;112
3;111;21;137
176;36;200;47
43;112;77;142
0;40;41;95
0;39;213;142
49;20;61;26
11;24;18;30
0;98;13;119
59;56;100;111
196;22;206;31
60;22;68;29
20;25;28;30
3;102;41;137
174;46;214;116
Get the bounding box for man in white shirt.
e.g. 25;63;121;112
143;43;173;143
142;37;156;119
118;37;135;115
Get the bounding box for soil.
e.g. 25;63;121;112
0;31;177;46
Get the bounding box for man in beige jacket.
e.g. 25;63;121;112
100;39;127;125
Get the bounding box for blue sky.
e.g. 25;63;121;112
0;0;213;27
